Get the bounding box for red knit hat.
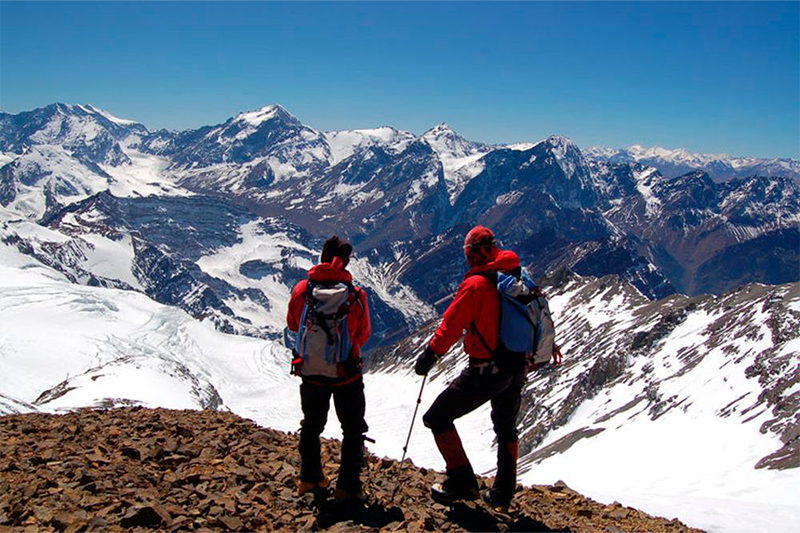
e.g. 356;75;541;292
464;225;494;247
464;225;496;266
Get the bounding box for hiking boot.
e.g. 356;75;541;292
332;487;366;503
430;481;479;504
481;489;511;512
297;475;330;496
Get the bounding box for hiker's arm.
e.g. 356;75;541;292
286;280;307;332
429;281;475;356
354;288;371;347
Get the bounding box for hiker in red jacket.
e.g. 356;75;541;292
415;225;526;511
287;236;371;503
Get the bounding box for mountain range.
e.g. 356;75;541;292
1;102;798;532
585;144;800;183
1;104;797;311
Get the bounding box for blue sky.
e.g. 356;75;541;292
1;1;798;158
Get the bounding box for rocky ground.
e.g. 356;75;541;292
0;408;702;532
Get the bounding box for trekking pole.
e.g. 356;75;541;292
391;374;427;503
400;374;427;464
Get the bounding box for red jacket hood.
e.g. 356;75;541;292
464;249;520;279
307;256;353;284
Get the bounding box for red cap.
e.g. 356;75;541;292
464;225;494;247
464;225;496;266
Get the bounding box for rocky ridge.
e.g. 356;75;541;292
0;408;701;532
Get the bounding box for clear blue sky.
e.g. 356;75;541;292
1;1;798;158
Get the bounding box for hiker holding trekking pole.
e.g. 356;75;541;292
287;236;371;503
414;225;531;512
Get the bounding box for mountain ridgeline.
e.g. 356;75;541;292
0;102;798;348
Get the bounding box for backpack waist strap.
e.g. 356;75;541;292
468;358;499;374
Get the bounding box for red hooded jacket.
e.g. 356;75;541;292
429;249;520;360
287;257;371;361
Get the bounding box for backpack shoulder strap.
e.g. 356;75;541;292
471;320;494;355
295;280;314;354
305;279;318;303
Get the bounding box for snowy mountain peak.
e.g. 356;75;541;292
35;103;143;131
421;123;467;146
422;122;455;137
79;104;141;127
541;135;591;184
421;122;487;157
632;144;719;161
233;104;297;128
544;134;577;151
418;122;490;204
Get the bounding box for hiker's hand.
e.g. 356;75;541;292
415;346;438;376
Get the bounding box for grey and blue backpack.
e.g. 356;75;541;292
292;280;362;379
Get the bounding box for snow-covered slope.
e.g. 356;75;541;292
324;127;416;166
0;236;487;481
371;269;800;532
420;123;491;204
516;273;800;532
0;104;186;219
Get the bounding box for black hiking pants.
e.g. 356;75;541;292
423;362;526;502
299;377;368;492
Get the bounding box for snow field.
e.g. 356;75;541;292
195;221;315;333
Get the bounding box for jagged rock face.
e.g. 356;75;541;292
49;192;253;261
288;138;453;248
595;163;799;295
694;227;799;294
558;236;676;300
453;139;598;231
0;407;701;532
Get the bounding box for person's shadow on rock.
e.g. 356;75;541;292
312;492;405;530
446;501;561;532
